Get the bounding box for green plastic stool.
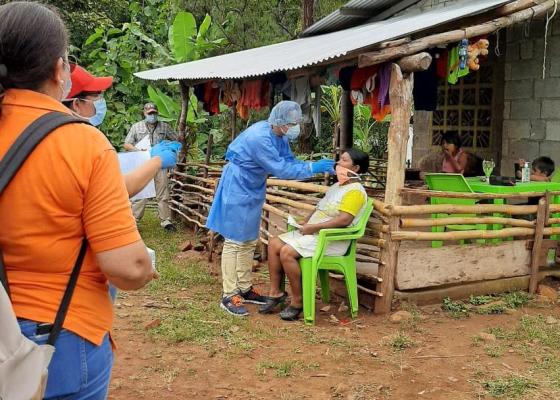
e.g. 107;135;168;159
296;199;374;325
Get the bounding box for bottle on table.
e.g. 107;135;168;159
522;162;531;183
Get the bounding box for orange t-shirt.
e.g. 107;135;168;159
0;89;141;345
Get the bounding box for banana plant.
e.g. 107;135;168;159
169;12;227;63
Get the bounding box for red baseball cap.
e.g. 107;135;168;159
67;64;113;99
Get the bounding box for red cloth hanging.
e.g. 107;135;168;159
203;81;220;115
350;66;379;90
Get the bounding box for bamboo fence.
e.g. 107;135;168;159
169;161;388;290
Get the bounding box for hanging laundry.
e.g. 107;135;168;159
448;44;469;85
377;63;391;109
291;76;312;123
363;87;391;122
204;81;220;116
222;80;241;107
193;82;220;115
239;80;270;110
350;66;378;90
413;50;439;111
436;49;449;79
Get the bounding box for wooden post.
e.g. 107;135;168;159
339;90;353;151
204;133;213;179
176;82;190;174
231;102;237;141
529;197;547;294
374;64;414;314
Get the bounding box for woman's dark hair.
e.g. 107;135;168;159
441;132;462;149
0;2;68;114
344;148;370;174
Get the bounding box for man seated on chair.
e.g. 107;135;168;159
259;149;369;321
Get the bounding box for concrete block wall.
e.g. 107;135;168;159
501;18;560;175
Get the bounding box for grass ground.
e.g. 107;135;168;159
108;210;560;399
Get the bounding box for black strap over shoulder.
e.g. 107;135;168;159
0;111;89;346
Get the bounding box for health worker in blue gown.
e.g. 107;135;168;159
206;101;335;317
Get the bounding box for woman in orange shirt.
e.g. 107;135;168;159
0;2;155;399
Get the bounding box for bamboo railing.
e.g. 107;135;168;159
386;187;560;294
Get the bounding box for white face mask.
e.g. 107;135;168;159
284;124;300;142
146;114;158;124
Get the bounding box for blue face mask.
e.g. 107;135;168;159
284;124;300;142
146;114;158;124
88;98;107;127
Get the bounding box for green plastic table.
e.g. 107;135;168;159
465;177;560;242
466;178;560;194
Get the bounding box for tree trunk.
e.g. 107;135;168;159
302;0;314;30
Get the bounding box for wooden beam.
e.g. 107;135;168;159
397;52;432;73
358;0;556;68
339;89;354;150
375;64;413;314
529;198;547;293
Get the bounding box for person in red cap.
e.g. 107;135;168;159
63;64;182;198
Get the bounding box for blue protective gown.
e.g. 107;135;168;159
206;121;313;242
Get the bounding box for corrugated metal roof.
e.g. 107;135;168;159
135;0;511;82
301;0;418;37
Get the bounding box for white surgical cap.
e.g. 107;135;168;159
268;101;302;126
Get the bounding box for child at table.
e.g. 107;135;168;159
516;156;555;182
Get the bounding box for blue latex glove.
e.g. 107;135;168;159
157;140;182;152
310;159;335;174
151;141;182;169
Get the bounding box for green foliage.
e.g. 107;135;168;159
353;104;389;158
441;297;470;319
468;294;494;306
388;332;415;351
170;12;226;63
501;291;531;309
482;376;536;398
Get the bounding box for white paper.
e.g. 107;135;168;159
117;151;156;200
287;215;302;229
136;135;151;151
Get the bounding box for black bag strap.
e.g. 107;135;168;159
0;111;89;346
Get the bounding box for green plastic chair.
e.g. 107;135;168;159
289;199;374;326
425;173;487;248
551;170;560;183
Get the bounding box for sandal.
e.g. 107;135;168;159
258;292;288;314
279;305;303;321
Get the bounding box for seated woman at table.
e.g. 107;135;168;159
259;149;369;321
441;132;468;174
516;156;555;182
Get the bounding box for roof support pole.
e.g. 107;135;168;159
231;101;237;141
339;89;353;154
375;64;414;314
176;81;190;173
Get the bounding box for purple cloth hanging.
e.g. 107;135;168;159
378;63;391;108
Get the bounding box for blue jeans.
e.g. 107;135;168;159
18;319;113;400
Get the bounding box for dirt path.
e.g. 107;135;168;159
107;216;560;399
